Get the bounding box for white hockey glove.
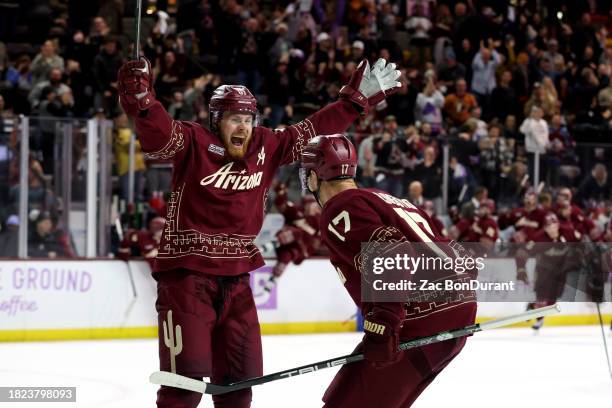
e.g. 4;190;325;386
339;58;401;113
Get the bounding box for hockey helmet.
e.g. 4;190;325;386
301;135;357;181
209;85;258;132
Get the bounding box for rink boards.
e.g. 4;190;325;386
0;259;610;341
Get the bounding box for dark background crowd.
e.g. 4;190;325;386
0;0;611;258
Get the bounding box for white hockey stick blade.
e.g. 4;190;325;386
150;371;206;393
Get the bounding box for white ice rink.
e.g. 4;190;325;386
1;326;611;407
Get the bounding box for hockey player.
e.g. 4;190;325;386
264;187;322;292
450;203;479;242
472;199;500;250
301;135;476;408
498;190;546;242
516;213;581;330
117;216;166;268
117;57;400;407
555;188;595;236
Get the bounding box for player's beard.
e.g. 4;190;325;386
222;130;252;160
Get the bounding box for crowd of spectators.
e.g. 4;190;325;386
0;0;612;257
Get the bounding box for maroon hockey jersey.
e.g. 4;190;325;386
117;229;160;267
320;188;476;338
133;100;359;276
499;207;546;241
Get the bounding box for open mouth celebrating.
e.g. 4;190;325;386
230;135;246;147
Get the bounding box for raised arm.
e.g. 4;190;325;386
270;58;401;165
117;58;190;162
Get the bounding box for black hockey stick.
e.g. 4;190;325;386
595;303;612;379
150;304;561;395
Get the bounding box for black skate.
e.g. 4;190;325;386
532;317;544;331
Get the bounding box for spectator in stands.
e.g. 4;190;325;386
8;156;59;215
401;125;426;180
572;67;601;118
114;113;146;203
498;161;530;208
520;106;549;184
468;107;488;141
374;125;406;198
345;40;364;63
448;155;473;206
155;49;186;105
168;90;194;121
5;55;33;112
236;17;263;94
64;30;95;76
268;23;292;67
30;40;64;86
377;2;398;58
470;42;501;113
414;74;444;133
4;0;612;257
414;146;442;212
28;211;75;258
502;114;521;142
0;214;18;256
543;39;565;75
89;16;112;49
404;2;432;66
386;68;418;126
512;52;531;103
547;114;574;187
437;48;466;89
97;1;124;36
479;125;513;200
28;68;71;111
452;124;479;170
408;180;425;207
576;163;612;208
357;131;376;188
443;78;477;127
264;60;293;128
93;36;123;116
599;82;612;111
34;86;74;173
490;70;518;122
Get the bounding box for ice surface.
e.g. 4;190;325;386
0;326;610;407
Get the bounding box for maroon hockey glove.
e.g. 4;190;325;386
117;57;156;115
339;59;370;113
362;308;402;369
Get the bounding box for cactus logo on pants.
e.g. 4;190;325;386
162;310;183;373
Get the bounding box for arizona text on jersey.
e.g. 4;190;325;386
133;100;359;276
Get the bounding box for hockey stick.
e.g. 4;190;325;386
134;0;143;59
115;217;139;327
150;304;561;395
595;303;612;379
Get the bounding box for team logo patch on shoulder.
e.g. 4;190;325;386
208;144;225;156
